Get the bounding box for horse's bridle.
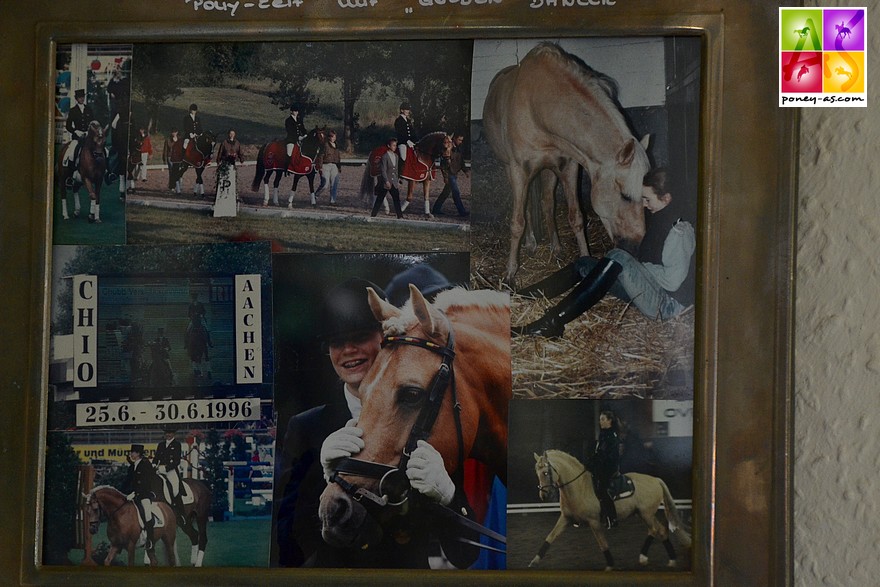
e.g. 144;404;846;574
537;452;587;498
329;322;463;512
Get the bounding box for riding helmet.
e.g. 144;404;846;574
189;103;199;112
316;278;386;342
384;264;454;308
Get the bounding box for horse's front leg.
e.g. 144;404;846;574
400;180;413;212
308;173;317;207
529;513;570;567
588;521;615;570
84;180;102;224
422;179;432;218
560;161;587;256
104;545;120;566
540;168;562;256
287;174;299;209
504;166;530;288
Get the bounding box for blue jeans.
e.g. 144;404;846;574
575;250;684;319
433;174;467;215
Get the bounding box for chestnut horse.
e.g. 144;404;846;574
529;450;691;570
318;285;511;553
360;132;452;218
251;127;326;208
483;42;651;285
158;476;212;566
83;485;178;566
57;120;107;223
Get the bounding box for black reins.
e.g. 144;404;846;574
538;452;588;494
328;320;506;552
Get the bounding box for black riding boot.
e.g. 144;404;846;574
600;495;618;529
513;257;622;338
144;517;155;550
516;261;581;299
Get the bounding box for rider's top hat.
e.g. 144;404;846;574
316;278;386;343
74;89;85;99
189;103;199;111
290;104;300;112
384;264;454;308
399;102;411;111
130;444;145;454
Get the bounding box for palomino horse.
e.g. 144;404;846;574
57;120;107;223
83;485;178;566
318;285;511;561
170;131;216;197
529;449;691;570
251;127;326;208
483;42;651;285
157;476;212;567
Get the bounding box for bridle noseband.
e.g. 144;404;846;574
538;452;587;497
329;322;463;512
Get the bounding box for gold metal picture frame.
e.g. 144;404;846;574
1;1;795;585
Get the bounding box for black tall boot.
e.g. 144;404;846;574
516;261;581;299
513;257;622;338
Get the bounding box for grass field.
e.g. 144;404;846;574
69;518;270;567
127;206;470;253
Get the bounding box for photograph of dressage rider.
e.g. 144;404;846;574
513;167;696;338
591;410;622;529
273;273;480;568
122;443;162;550
154;428;186;524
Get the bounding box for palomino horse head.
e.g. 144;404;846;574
534;451;559;502
318;284;511;550
590;134;651;255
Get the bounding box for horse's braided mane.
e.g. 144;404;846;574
381;287;509;337
530;41;620;102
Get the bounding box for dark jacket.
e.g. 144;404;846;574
183;113;202;140
285;115;307;144
591;428;621;481
154;439;182;471
394;114;415;145
637;202;696;306
66;103;95;136
123;457;163;500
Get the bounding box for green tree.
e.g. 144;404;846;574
203;429;228;521
42;433;83;565
131;44;200;132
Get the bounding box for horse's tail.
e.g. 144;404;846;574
251;144;267;192
660;479;692;547
359;164;376;203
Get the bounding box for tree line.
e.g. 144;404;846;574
132;41;473;153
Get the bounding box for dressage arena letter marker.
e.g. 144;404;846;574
74;275;98;388
235;275;262;383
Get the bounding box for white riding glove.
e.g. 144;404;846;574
406;140;415;148
158;465;167;474
405;439;455;506
126;492;135;501
320;419;364;481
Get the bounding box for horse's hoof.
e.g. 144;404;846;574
639;554;649;565
604;566;614;571
424;214;433;220
667;559;677;568
287;203;293;210
73;210;80;218
88;214;95;223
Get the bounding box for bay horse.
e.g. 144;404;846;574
170;131;216;197
125;131;144;194
318;284;511;559
83;485;178;566
157;476;212;567
483;42;651;286
251;127;326;208
529;449;691;570
57;120;107;223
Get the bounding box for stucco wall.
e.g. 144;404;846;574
796;2;880;584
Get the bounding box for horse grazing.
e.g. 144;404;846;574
251;127;326;208
158;477;212;567
184;317;212;381
170;131;216;197
83;485;178;566
483;42;651;286
318;285;511;555
57;120;107;223
529;450;691;571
